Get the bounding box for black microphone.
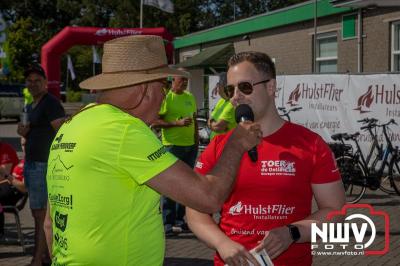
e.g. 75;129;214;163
235;104;258;162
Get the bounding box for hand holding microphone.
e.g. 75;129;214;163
232;104;262;162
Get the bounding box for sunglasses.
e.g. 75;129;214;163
224;79;270;99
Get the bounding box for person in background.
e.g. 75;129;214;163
151;74;199;234
0;141;19;178
208;79;237;140
23;87;33;106
0;140;23;236
17;63;65;266
187;51;345;266
43;35;262;266
9;138;27;193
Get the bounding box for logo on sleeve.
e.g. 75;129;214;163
195;161;203;169
51;134;77;153
147;146;167;161
49;155;73;182
55;211;68;232
54;232;68;252
49;193;73;209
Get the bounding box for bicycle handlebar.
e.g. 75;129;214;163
377;119;398;128
360;123;377;130
291;107;302;112
357;118;378;124
343;132;360;141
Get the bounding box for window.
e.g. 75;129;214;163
391;21;400;72
342;14;357;40
316;32;338;73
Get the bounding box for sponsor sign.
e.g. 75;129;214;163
276;74;400;154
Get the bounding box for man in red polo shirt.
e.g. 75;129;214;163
187;52;345;266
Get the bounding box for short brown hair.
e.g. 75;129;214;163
228;52;276;79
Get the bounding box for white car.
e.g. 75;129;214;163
0;84;24;120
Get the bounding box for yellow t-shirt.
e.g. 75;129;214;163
210;98;237;140
23;87;33;105
46;104;177;266
159;90;197;146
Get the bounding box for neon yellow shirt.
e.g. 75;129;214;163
159;90;197;146
23;87;33;105
210;98;237;139
46;104;177;266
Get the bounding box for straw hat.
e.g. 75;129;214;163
80;35;188;90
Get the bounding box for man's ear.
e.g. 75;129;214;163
267;79;277;96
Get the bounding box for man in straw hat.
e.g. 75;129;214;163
43;35;262;266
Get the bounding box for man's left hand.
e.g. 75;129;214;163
254;226;293;259
17;123;30;137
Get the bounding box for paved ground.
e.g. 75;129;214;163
1;120;399;265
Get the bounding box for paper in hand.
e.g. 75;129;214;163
247;248;274;266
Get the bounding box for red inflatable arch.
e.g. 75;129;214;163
41;26;174;98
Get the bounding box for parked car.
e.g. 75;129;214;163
0;84;24;120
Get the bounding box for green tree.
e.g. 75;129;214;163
5;17;38;82
1;0;310;85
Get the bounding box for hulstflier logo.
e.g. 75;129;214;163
311;204;389;256
286;83;344;106
95;28;107;36
287;85;301;106
354;86;374;113
94;28;142;37
353;83;400;114
227;201;295;220
228;201;243;215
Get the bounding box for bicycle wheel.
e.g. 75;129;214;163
379;161;397;194
196;117;210;152
336;155;367;204
389;155;400;195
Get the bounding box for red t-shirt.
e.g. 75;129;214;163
195;122;340;266
12;159;25;182
0;142;19;173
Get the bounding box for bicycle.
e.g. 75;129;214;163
332;119;400;203
331;132;367;203
278;106;302;122
356;118;382;167
196;116;210;152
355;118;400;195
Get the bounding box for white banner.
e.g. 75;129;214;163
143;0;174;13
67;55;76;81
92;46;101;64
275;74;400;153
208;75;222;117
